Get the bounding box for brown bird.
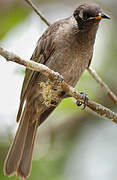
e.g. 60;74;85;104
4;3;110;179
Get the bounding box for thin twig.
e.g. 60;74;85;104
0;46;117;123
88;67;117;104
25;0;50;26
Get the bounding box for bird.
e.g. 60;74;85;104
4;3;110;179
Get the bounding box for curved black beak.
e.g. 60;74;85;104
101;12;111;19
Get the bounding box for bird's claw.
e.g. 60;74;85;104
56;72;64;83
76;92;89;110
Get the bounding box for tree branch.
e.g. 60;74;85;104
88;67;117;103
25;0;117;104
0;46;117;123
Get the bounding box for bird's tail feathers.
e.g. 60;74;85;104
4;106;38;179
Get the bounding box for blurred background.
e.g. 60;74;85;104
0;0;117;179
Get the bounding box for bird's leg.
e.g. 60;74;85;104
53;73;72;98
55;72;64;83
76;92;89;110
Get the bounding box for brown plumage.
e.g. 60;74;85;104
4;3;110;179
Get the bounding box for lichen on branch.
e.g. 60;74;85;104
0;46;117;123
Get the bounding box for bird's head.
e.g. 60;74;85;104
73;3;110;30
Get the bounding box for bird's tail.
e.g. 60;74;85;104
4;106;38;179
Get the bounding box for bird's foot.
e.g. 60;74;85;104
55;72;64;83
76;92;89;110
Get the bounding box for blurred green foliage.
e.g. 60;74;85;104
0;4;30;40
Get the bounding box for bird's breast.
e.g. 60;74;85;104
46;40;93;87
45;22;94;87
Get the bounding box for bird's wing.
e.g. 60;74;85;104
17;23;60;122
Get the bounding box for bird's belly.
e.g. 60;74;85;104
46;48;90;87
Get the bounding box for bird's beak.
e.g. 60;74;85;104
95;12;111;20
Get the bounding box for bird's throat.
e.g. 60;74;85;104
76;21;99;45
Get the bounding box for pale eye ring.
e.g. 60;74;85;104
79;9;84;19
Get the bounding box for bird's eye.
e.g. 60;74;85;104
83;12;92;20
85;13;91;19
79;10;92;20
79;9;84;19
